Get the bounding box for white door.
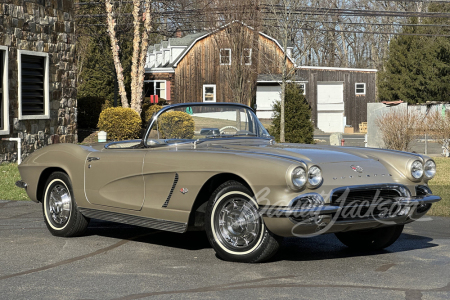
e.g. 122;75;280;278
256;85;281;119
317;112;344;133
317;82;344;133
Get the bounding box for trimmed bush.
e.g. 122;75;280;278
97;107;142;141
145;104;163;123
158;111;194;139
269;83;314;144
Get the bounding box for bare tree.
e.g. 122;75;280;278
105;0;153;113
263;0;317;142
375;108;422;151
427;109;450;156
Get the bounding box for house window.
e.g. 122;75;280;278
203;84;216;102
243;48;252;65
18;50;49;120
144;80;167;101
220;49;231;65
0;46;9;135
355;83;366;95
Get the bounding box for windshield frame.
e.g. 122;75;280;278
143;102;271;148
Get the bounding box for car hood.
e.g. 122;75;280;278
212;143;370;163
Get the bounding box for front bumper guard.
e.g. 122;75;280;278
15;180;28;189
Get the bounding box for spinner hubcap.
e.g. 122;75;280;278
47;184;71;226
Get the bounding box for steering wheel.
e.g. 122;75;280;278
219;126;239;134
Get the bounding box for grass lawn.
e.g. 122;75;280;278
427;157;450;217
0;158;449;217
0;163;29;200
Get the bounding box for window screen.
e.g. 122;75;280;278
21;54;45;115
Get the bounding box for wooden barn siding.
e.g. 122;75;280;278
174;32;290;105
296;69;376;131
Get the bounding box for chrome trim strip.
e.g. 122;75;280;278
78;207;187;233
104;139;143;149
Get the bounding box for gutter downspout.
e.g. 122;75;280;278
1;138;22;164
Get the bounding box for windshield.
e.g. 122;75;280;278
145;104;270;146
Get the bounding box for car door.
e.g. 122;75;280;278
84;150;145;211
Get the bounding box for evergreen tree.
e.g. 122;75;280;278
378;4;450;104
270;84;314;144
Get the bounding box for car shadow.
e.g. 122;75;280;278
84;219;438;259
270;232;438;262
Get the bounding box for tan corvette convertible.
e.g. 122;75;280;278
17;103;441;263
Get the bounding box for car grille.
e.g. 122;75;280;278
331;188;402;221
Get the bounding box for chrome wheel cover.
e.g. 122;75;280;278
215;198;261;250
47;184;72;227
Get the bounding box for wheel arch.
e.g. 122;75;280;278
187;173;253;228
36;167;69;202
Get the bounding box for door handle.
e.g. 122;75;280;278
87;157;100;162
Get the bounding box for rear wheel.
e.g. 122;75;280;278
205;180;281;263
42;172;89;237
335;225;404;251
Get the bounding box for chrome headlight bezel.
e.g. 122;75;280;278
410;160;424;180
424;160;436;179
307;165;323;188
286;165;307;191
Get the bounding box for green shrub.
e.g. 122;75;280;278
269;83;314;144
158;111;194;139
97;107;142;141
145;104;163;123
78;96;109;129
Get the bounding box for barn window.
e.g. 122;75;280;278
18;50;49;120
298;83;306;95
203;84;216;102
355;83;366;95
144;80;167;102
243;48;252;65
0;46;9;135
220;49;231;65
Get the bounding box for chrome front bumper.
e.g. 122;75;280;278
259;194;441;237
259;194;441;217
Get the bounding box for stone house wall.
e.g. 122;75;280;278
0;0;76;163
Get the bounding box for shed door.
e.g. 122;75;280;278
317;82;344;133
256;85;281;119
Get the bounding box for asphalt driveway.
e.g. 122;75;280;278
1;200;449;300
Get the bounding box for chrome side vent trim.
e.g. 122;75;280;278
78;207;187;233
162;173;178;208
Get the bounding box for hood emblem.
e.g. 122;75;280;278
350;165;363;173
180;188;188;194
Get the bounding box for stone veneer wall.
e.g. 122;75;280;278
0;0;76;163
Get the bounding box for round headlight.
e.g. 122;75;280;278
424;160;436;179
292;167;307;188
411;160;424;179
308;166;322;187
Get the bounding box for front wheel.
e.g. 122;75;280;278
205;181;281;263
42;172;89;237
335;225;404;251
